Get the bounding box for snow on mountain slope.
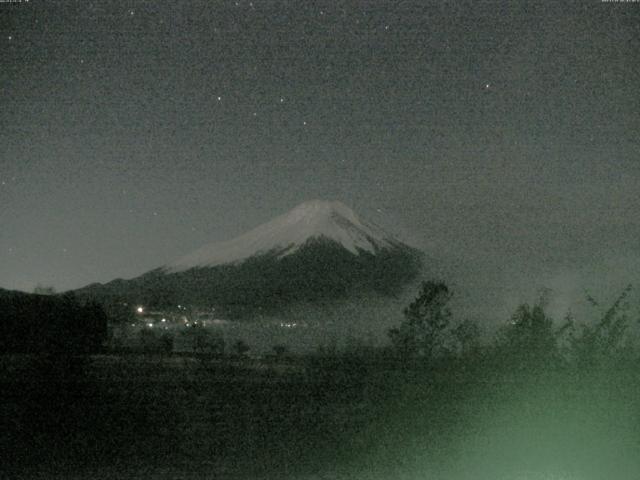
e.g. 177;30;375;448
165;200;402;272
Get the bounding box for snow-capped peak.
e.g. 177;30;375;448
165;200;400;272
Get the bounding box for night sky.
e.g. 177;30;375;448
1;1;639;318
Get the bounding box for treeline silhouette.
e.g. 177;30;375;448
381;281;638;372
0;290;107;354
2;281;640;479
299;281;640;479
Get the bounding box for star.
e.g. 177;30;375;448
217;96;222;101
8;36;13;41
484;83;491;89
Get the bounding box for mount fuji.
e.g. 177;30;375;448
77;200;423;318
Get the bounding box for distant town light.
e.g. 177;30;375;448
136;306;144;313
161;318;166;322
279;322;298;328
147;323;153;328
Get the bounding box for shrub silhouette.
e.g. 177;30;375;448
388;281;452;360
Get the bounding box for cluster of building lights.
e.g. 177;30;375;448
130;304;220;330
136;305;189;313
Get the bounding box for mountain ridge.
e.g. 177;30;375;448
76;200;424;319
165;199;403;272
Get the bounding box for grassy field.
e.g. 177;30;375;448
2;353;640;479
1;354;393;479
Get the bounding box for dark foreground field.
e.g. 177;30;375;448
2;353;640;480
